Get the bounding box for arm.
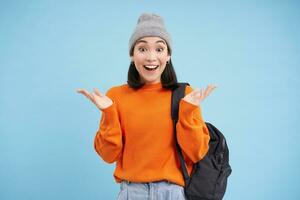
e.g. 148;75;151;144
176;94;210;163
94;89;123;163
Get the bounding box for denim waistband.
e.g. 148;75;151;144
118;180;186;200
120;180;183;190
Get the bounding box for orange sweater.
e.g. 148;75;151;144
94;83;210;186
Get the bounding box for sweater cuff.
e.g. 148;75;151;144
179;99;205;122
100;102;115;114
99;103;118;128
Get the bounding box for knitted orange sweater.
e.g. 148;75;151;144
94;83;210;186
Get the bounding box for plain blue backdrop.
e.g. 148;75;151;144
1;0;300;199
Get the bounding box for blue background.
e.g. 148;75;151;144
1;0;299;199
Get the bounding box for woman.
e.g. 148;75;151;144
77;13;216;200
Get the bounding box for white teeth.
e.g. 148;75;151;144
145;65;158;69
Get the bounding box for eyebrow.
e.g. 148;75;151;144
136;39;167;45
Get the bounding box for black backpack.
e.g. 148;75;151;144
171;83;232;200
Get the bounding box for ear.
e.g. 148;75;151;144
167;55;171;62
130;56;133;62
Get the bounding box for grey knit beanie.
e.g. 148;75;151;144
129;13;172;55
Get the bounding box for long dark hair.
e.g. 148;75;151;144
127;59;178;90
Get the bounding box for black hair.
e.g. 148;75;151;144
127;59;178;90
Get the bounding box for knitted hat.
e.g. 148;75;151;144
129;13;172;55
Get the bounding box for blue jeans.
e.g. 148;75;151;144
117;180;186;200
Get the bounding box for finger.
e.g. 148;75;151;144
78;89;96;103
203;85;213;98
84;91;94;102
203;85;211;97
94;88;104;97
89;93;97;103
205;84;217;97
77;88;85;94
77;89;91;98
208;84;218;90
200;88;204;99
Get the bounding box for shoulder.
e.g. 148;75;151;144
106;84;131;98
183;84;194;95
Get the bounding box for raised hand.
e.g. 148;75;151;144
77;88;113;111
183;84;217;106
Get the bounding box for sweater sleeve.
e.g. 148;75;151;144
176;86;210;163
94;88;123;163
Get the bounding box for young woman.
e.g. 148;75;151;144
77;13;216;200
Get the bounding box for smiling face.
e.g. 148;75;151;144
131;37;171;85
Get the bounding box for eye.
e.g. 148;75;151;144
138;47;147;52
156;47;164;53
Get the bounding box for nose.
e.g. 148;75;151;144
146;51;157;62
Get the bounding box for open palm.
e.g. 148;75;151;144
183;84;217;106
77;88;113;110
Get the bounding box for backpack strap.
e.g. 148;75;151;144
171;82;190;186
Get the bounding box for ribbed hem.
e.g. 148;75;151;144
140;82;163;91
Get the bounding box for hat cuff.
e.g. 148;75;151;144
129;28;172;55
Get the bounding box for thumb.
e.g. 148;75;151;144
189;88;200;96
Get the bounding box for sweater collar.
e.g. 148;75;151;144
140;82;163;91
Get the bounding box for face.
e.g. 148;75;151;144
131;37;171;85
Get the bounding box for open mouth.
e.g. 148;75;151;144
143;65;159;71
